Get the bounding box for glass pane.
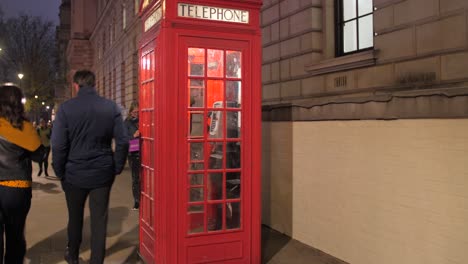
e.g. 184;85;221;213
190;188;204;202
207;80;224;107
226;172;241;199
209;142;224;169
343;0;356;21
226;111;240;139
226;81;241;107
189;79;205;108
343;20;357;53
190;173;204;185
188;48;205;77
358;0;373;16
189;112;204;138
226;51;242;78
208;173;223;200
226;142;241;169
190;142;204;161
189;162;204;171
358;15;374;49
226;202;240;229
207;49;224;77
207;203;223;231
188;205;204;234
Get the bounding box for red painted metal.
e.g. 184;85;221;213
138;1;262;263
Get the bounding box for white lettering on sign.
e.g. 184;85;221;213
144;7;162;32
178;3;249;24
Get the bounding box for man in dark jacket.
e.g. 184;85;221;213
51;70;129;264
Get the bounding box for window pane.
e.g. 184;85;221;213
358;15;374;49
208;173;223;200
188;205;204;234
190;173;204;185
208;110;224;138
207;204;223;231
226;81;241;107
358;0;373;16
209;142;223;169
226;142;241;169
190;188;204;202
207;49;224;77
189;112;204;138
190;142;204;161
343;0;357;21
226;202;240;229
189;79;204;108
226;111;240;139
188;48;205;77
343;20;357;53
226;51;242;78
226;172;241;199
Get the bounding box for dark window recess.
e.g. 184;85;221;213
335;0;374;56
334;76;347;87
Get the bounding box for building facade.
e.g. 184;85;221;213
59;0;468;263
62;0;141;114
261;1;468;264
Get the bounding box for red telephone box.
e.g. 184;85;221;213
138;0;262;263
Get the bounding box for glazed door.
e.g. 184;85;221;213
139;39;157;263
179;37;252;263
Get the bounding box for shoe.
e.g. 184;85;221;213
45;171;49;176
132;202;139;210
64;247;79;264
37;169;42;177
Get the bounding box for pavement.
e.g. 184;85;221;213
24;159;345;264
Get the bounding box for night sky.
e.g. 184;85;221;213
1;0;61;24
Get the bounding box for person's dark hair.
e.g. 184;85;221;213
73;70;96;87
0;85;26;130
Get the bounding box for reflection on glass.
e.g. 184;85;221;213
188;205;204;234
358;15;373;49
226;142;240;169
190;142;204;161
208;173;223;200
188;48;205;76
208;109;223;139
207;49;224;77
226;172;241;199
226;81;241;107
209;142;224;169
226;202;240;229
358;0;373;16
226;111;240;139
190;188;204;202
189;162;204;171
207;203;223;231
226;51;241;78
189;79;204;107
189;112;204;138
190;174;204;185
343;21;357;53
343;0;356;21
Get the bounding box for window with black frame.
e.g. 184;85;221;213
336;0;374;56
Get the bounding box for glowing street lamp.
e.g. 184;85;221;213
17;73;24;87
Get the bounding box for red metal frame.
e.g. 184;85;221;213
138;1;262;263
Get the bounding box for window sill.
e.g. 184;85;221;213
305;49;377;76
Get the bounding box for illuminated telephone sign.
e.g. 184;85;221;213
178;3;249;24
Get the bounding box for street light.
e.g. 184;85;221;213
17;73;24;87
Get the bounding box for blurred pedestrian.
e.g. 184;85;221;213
0;85;43;264
124;101;140;210
36;118;51;176
51;70;129;264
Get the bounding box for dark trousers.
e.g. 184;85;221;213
0;186;31;264
38;146;51;172
61;182;112;264
128;154;141;203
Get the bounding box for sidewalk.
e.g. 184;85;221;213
24;160;344;264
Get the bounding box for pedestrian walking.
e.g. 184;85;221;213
0;85;44;264
51;70;129;264
36;118;51;176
